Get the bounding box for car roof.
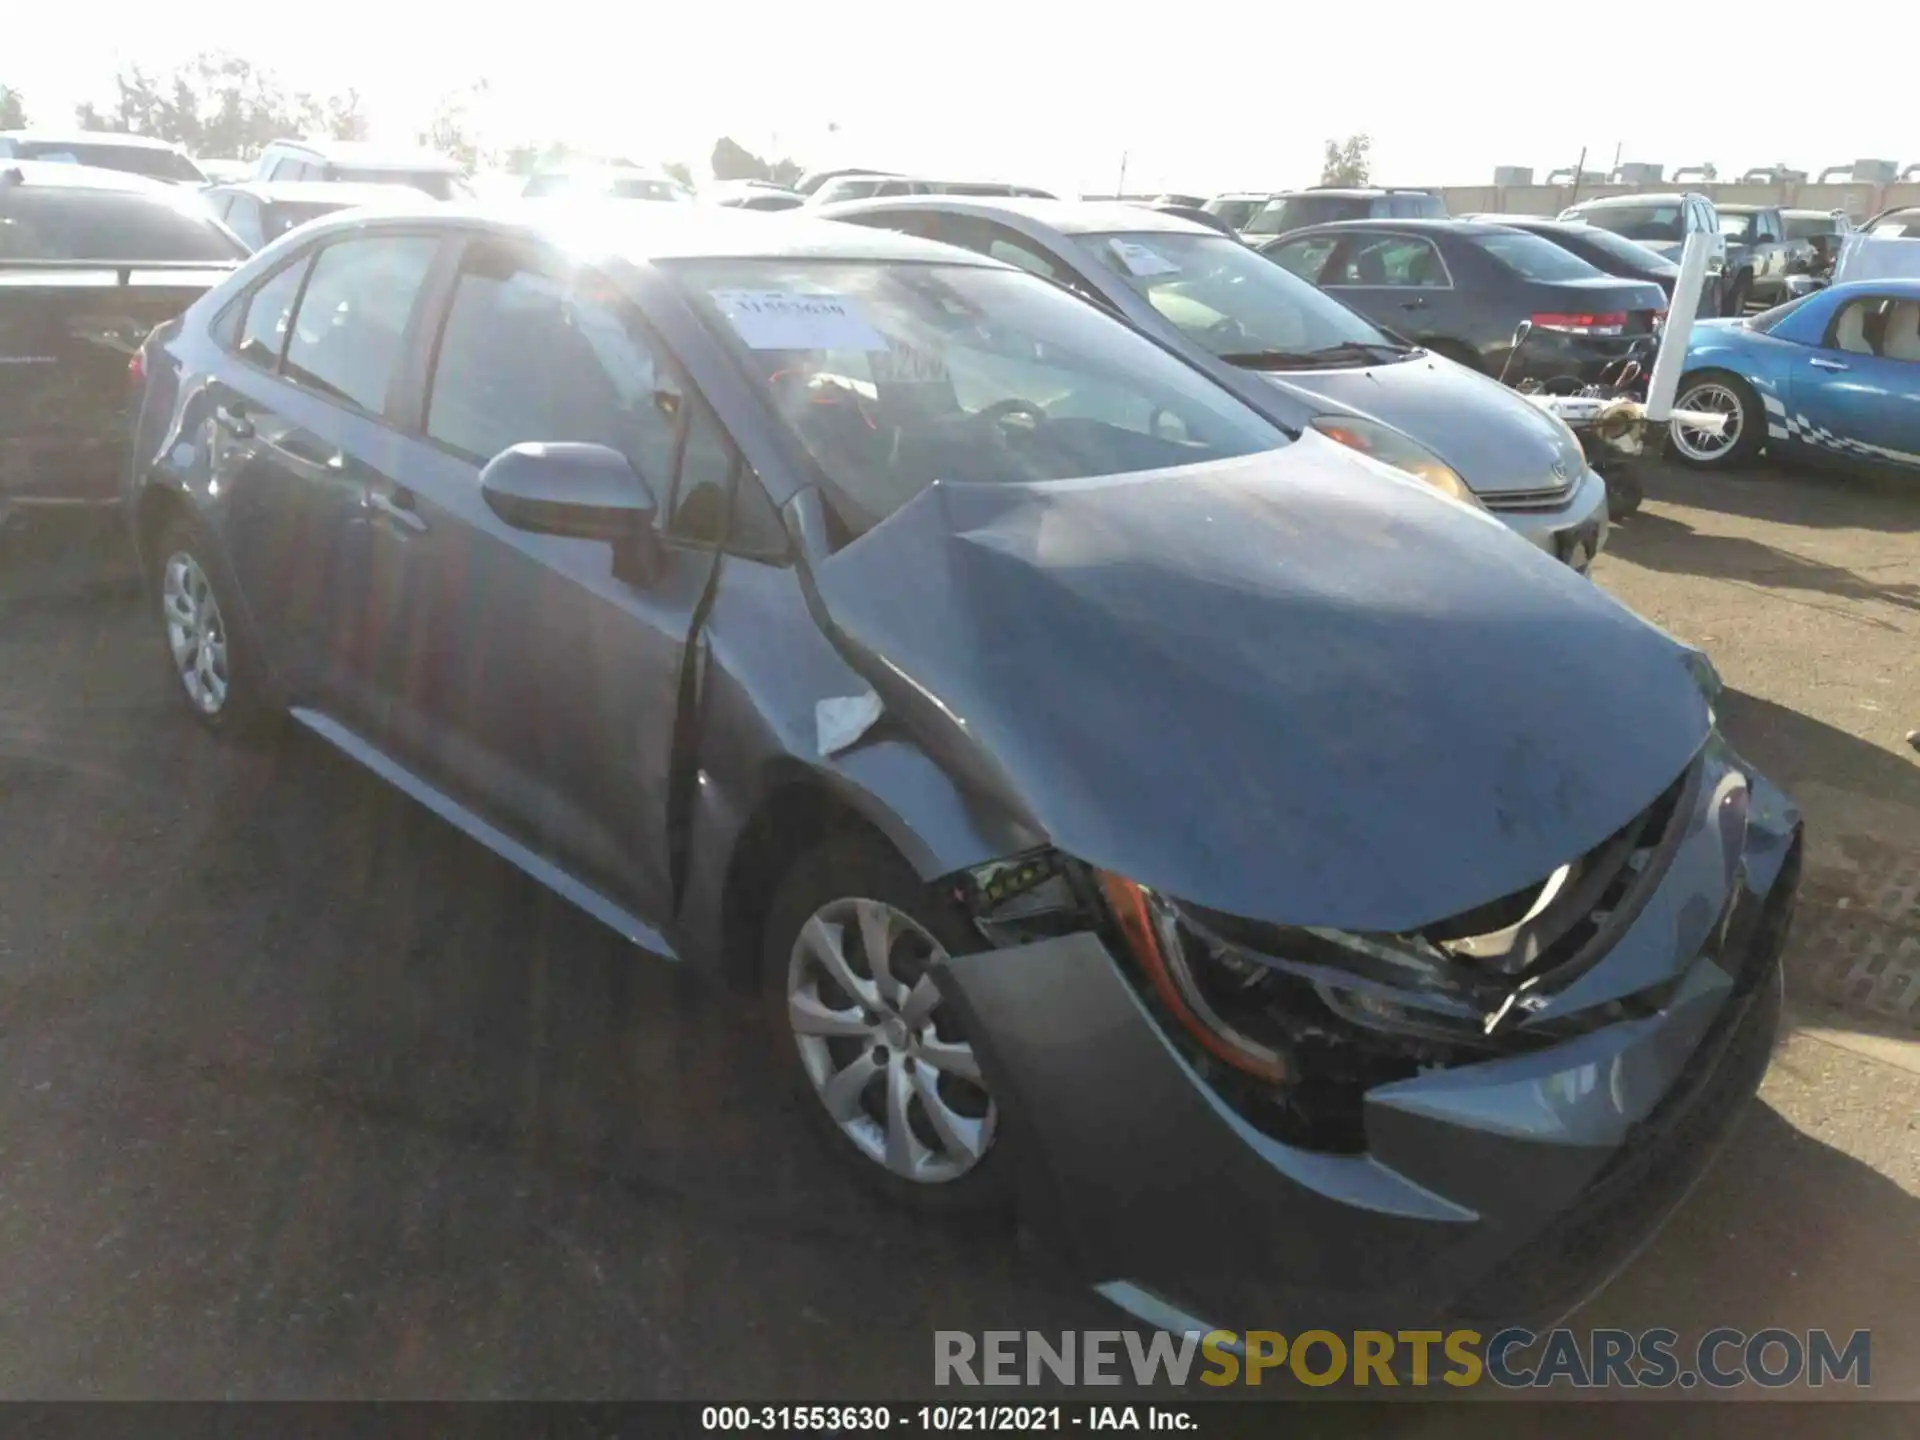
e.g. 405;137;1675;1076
818;194;1215;238
0;159;176;192
1715;203;1764;214
1;128;187;152
1830;277;1920;298
1564;192;1691;208
1266;217;1513;236
1782;208;1846;218
299;201;1012;267
210;180;435;205
269;139;462;171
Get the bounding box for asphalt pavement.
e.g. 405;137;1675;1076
1;460;1916;1402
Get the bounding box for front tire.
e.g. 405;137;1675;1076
760;833;1012;1219
1667;373;1764;470
1722;272;1751;317
152;515;276;738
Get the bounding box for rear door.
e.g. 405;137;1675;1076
358;235;749;921
206;231;442;719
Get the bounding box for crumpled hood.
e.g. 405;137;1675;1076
810;434;1710;933
1260;353;1584;495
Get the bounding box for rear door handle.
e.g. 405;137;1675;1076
1809;357;1849;372
213;404;253;439
366;486;428;534
1400;296;1427;310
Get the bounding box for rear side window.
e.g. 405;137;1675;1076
236;258;310;367
281;236;437;412
0;189;244;262
1474;231;1604;281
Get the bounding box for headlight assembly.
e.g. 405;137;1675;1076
1310;415;1487;511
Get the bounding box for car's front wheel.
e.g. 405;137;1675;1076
761;833;1011;1218
1668;373;1764;469
153;515;275;737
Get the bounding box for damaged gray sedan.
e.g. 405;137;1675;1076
127;205;1803;1331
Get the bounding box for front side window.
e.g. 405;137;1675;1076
1202;198;1266;231
1827;296;1920;361
225;195;264;250
1083;230;1391;357
1474;231;1601;282
1245;195;1369;236
0;189;245;262
670;259;1287;532
424;246;684;488
281;235;437;413
1718;211;1755;240
1325;234;1448;287
236;258;310;368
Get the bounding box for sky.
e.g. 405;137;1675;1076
6;2;1915;194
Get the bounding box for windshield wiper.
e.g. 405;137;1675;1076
1218;340;1410;370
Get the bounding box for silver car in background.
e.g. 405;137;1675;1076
823;198;1611;571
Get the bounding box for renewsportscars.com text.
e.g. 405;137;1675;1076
934;1327;1871;1389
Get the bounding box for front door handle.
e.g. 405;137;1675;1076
1400;296;1428;310
366;487;428;534
1809;357;1849;372
213;404;254;439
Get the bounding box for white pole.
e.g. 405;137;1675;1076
1644;231;1712;422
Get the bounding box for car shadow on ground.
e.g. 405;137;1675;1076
1715;688;1920;805
1607;510;1920;616
1637;458;1920;533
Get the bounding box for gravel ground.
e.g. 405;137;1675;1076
1;460;1916;1402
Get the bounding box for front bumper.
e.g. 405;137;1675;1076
1482;463;1610;573
935;743;1800;1333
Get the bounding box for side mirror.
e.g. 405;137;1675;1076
479;442;664;583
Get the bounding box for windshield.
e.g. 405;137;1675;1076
1570;203;1684;243
1717;211;1755;240
14;140;205;184
669;259;1287;531
1869;212;1920;237
327;167;458;201
1475;230;1606;281
1747;292;1820;334
1081;229;1394;361
0;188;244;261
1201;198;1266;231
1244;195;1369;236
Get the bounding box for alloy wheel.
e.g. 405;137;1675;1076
161;551;230;715
1671;382;1744;463
786;896;995;1184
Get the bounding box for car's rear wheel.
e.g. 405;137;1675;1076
761;833;1012;1218
153;515;275;737
1667;373;1764;469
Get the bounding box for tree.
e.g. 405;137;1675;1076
0;85;27;129
69;53;363;159
1320;134;1372;187
662;160;693;190
420;81;489;172
710;135;801;187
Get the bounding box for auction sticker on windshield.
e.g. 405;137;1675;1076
709;289;889;351
1108;240;1181;277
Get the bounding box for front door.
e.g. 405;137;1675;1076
1787;293;1920;470
364;238;732;922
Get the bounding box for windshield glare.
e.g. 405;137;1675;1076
670;259;1287;531
1082;230;1391;358
1572;204;1684;242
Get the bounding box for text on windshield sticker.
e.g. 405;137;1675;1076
709;289;889;351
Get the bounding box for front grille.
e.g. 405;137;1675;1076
1446;836;1797;1327
1483;479;1577;514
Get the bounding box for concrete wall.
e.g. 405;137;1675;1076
1437;179;1920;220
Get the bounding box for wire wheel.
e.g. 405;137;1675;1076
1670;381;1746;463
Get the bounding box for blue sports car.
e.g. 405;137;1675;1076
1668;278;1920;473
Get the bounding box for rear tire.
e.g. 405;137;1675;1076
1666;372;1764;470
151;514;278;739
760;832;1013;1221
